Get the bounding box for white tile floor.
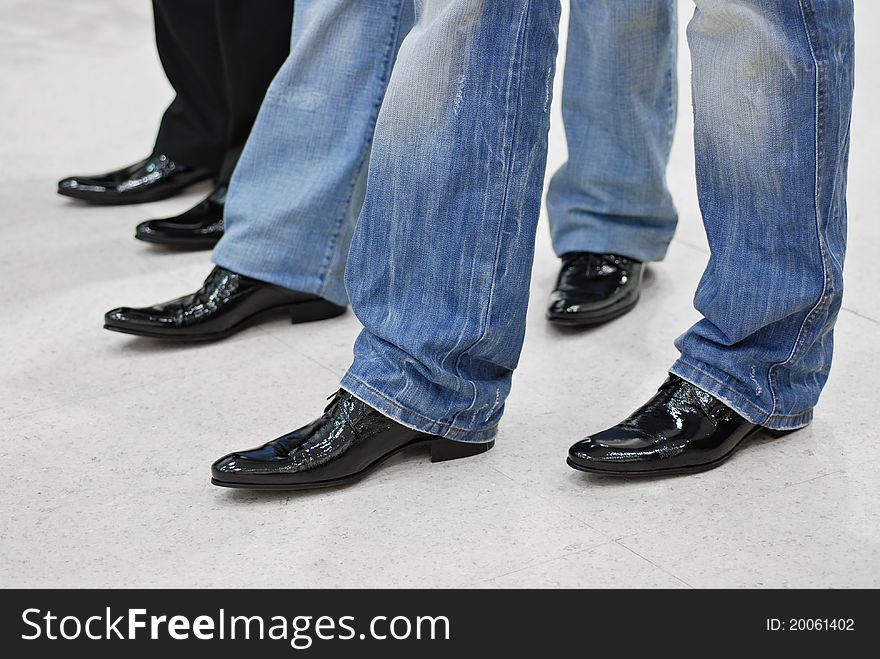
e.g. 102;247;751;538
1;1;878;589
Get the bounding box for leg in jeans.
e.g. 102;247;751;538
671;0;854;429
568;0;854;476
547;0;678;263
212;0;413;306
210;0;562;489
340;0;562;442
544;0;677;328
109;1;409;333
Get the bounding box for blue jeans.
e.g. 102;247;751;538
212;1;409;307
214;0;562;442
671;0;854;430
216;0;853;440
548;0;679;263
551;0;853;430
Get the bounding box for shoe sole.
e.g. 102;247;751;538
103;300;346;342
566;426;796;478
211;437;494;491
57;175;214;206
547;296;640;328
134;232;220;250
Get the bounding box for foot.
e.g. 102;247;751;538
57;154;214;205
103;266;345;340
547;252;643;327
567;375;796;476
211;390;494;490
135;185;226;249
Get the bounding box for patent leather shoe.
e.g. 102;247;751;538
135;185;226;249
567;375;797;476
104;266;345;340
211;390;494;490
547;252;643;326
58;154;214;205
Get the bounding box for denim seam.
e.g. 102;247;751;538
662;0;677;168
447;0;534;430
672;357;772;421
344;373;500;436
674;358;813;427
766;0;832;423
764;411;815;421
315;2;406;300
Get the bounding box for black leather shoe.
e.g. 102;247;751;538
547;252;643;327
104;266;345;340
135;185;226;249
58;154;214;205
212;390;494;490
567;375;797;477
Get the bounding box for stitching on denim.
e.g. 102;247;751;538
766;0;831;421
316;2;407;298
658;0;678;250
447;0;535;430
674;362;813;424
672;358;771;420
663;0;678;166
344;373;500;435
766;411;815;421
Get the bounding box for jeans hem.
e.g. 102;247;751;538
211;248;349;307
670;359;814;431
551;226;674;263
339;374;499;443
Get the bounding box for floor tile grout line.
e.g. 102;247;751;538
486;464;718;544
785;469;844;487
255;326;347;380
722;468;845;509
608;469;841;546
1;379;157;424
508;462;849;547
488;538;692;587
487;465;613;541
613;540;696;589
611;468;852;569
670;235;710;255
487;464;724;544
840;307;880;326
1;332;289;424
486;539;620;583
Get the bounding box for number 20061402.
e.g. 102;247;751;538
766;619;854;631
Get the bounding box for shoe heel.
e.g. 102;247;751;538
289;300;346;324
430;438;494;463
765;427;799;438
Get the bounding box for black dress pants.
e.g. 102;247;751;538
152;0;294;185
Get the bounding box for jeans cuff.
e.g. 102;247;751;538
211;246;349;307
670;358;814;431
339;373;499;444
552;229;674;263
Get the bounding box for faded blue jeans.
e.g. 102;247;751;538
549;0;853;430
214;0;562;442
670;0;854;430
215;0;853;440
548;0;679;262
